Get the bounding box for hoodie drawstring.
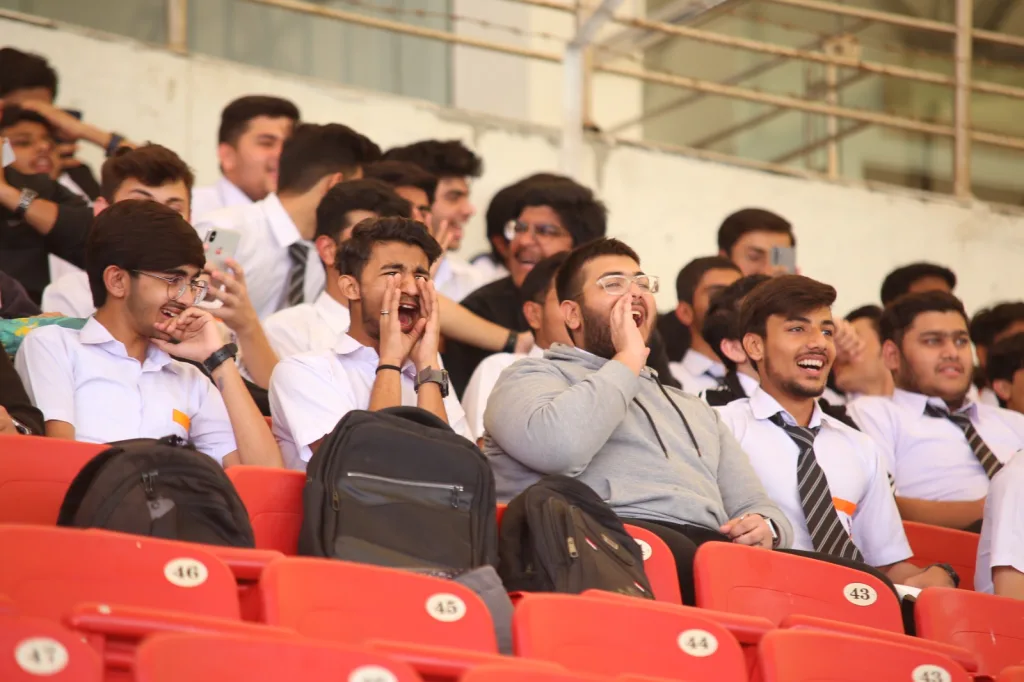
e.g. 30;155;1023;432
654;376;704;458
633;397;669;457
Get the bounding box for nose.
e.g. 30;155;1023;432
464;200;476;220
399;272;420;294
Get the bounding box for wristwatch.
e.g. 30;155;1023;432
14;187;38;218
202;342;238;375
10;416;33;436
757;514;781;549
414;367;450;398
929;562;960;588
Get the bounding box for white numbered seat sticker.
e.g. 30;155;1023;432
912;665;952;682
425;593;466;622
843;582;878;606
677;629;718;657
164;558;209;588
349;665;399;682
635;538;653;561
15;637;69;676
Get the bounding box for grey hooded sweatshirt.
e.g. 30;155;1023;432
482;343;793;548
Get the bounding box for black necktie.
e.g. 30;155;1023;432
768;412;865;562
923;404;1003;479
286;243;309;307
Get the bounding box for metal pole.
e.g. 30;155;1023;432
953;0;973;199
167;0;188;53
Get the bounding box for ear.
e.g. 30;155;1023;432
324;172;345;191
103;266;130;301
721;338;748;365
992;378;1013;403
490;234;509;259
338;274;361;304
92;197;110;217
523;301;542;333
676;302;695;326
561;299;582;334
741;333;765;366
882;339;901;372
315;234;338;269
216;142;236;174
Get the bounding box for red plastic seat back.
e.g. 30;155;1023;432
464;665;607;682
225;466;304;554
624;523;682;605
135;632;421;682
757;629;971;682
260;557;497;652
693;543;903;631
0;435;104;524
0;613;103;681
0;525;240;621
903;522;978;591
999;666;1024;682
514;593;746;681
916;587;1024;677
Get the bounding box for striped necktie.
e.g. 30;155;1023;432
768;412;865;562
924;404;1004;479
286;242;309;307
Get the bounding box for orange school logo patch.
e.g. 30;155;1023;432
172;409;191;431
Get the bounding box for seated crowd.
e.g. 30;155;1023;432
2;46;1024;606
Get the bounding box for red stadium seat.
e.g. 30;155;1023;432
623;523;682;605
755;629;971;682
135;632;421;682
916;587;1024;677
463;665;607;682
0;434;104;524
999;666;1024;682
514;592;747;681
260;557;531;680
0;613;103;682
226;466;305;554
903;521;979;591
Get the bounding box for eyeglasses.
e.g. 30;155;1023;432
593;273;660;296
133;270;209;303
503;220;570;242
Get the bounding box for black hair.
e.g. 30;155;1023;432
739;274;837;340
0;105;55;136
879;291;969;346
986;333;1024;399
86;200;205;308
276;123;382;195
0;48;58;99
674;256;740;304
970;301;1024;348
702;274;771;367
315;179;411;242
100;144;195;202
556;238;640;303
879;262;957;306
381;139;482;182
362;161;438;203
514;180;607;248
521;251;569;304
336;216;443;282
484;173;570;260
845;304;884;337
217;95;301;145
717;208;794;256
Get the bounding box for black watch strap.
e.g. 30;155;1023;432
14;187;38;219
202;342;238;375
502;330;518;354
929;562;960;588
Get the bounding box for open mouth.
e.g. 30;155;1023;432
938;364;964;377
32;157;54;174
160;305;184;320
796;355;827;377
397;300;420;332
631;307;646;328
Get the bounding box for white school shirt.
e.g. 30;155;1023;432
716;387;912;566
262;291;351;359
269;334;472;470
194;194;324;320
14;317;236;463
847;389;1024;502
976;452;1024;593
670;349;727;395
469;254;509;287
41;270;94;317
432;254;484;303
191;177;252;222
463;345;545;440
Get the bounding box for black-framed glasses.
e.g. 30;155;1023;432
132;270;209;303
592;273;660;296
503;219;570;242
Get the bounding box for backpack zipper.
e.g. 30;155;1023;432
345;472;465;509
567;536;579;558
141;471;157;499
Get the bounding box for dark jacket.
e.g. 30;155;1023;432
0;271;41;319
442;275;681;396
1;167;93;303
0;349;44;435
656;311;691;364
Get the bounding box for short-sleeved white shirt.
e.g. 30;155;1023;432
847;389;1024;501
463;346;544;441
14;317;237;463
716;387;912;566
432;254;484;303
41;270;94;317
669;349;727;396
262;291;351;359
191;177;253;222
269;334;472;470
976;452;1024;593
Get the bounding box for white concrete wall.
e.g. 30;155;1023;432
4;15;1023;317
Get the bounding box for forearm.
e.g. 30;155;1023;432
44;420;76;440
438;296;514;351
415;382;449;425
235;325;279;389
368;367;403;412
895;496;985;530
78;123;135;152
0;183;59;235
212;362;282;467
993;566;1024;599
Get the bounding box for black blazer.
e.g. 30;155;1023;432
0;350;44;435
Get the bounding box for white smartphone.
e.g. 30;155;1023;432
203;227;242;273
2;138;15;168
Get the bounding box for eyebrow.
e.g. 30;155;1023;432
380;262;408;272
444;190;467;199
255;134;281;142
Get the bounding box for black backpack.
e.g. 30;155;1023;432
57;435;255;547
299;406;498;575
498;475;654;599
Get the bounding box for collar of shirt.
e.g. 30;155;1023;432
748;385;828;429
333;333;417;378
79;317;174;372
892;387;978;419
737;371;760;396
313;291;351;336
217;177;253;208
682;348;725;379
259;193;304;249
527;345;545;359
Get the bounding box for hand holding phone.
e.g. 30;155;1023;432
203;228;242;273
